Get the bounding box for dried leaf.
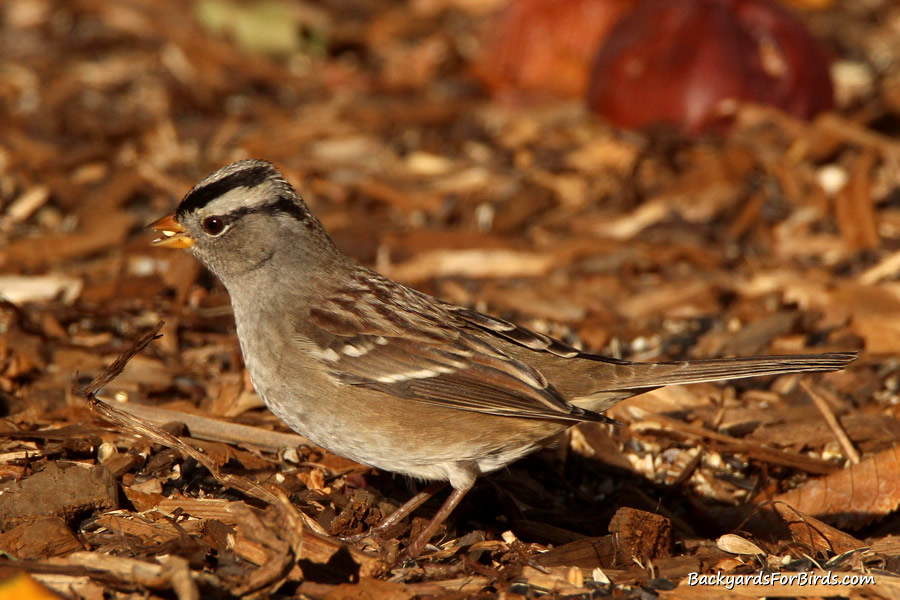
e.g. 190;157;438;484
774;446;900;529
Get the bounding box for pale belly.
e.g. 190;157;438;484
233;303;567;489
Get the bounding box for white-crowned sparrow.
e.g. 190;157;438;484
151;159;856;557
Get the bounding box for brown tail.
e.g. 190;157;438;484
608;351;858;389
575;351;858;413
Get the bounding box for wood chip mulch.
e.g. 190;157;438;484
2;0;900;597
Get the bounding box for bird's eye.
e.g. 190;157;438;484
201;216;228;236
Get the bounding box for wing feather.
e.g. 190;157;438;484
306;278;611;423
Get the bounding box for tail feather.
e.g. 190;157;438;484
573;351;857;414
605;351;858;390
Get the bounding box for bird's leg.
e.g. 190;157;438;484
340;481;447;543
373;482;448;534
404;484;471;558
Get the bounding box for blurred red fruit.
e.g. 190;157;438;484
474;0;638;100
587;0;835;134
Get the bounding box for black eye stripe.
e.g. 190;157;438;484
203;195;312;227
269;194;312;223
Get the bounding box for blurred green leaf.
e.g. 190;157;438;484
195;0;327;57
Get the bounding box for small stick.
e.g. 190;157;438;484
75;321;278;505
801;380;860;465
73;321;327;538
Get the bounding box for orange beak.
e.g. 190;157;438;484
149;214;194;248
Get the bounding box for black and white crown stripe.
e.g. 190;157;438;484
175;159;314;226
